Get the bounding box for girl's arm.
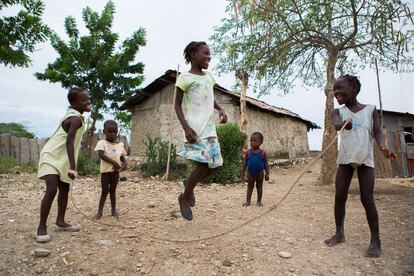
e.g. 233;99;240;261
120;156;127;171
332;108;352;131
373;108;396;160
64;116;82;179
175;87;197;143
214;100;227;124
97;151;121;170
263;150;270;181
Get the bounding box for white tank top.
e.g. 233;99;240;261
337;104;375;168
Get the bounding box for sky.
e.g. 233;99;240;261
1;0;413;150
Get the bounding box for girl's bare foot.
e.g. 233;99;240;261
325;233;345;246
257;202;263;207
55;221;72;228
111;211;119;218
93;213;102;220
37;227;47;236
242;201;251;206
365;239;381;258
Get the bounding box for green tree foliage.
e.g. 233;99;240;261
0;0;50;67
0;122;36;138
35;1;146;137
212;0;414;184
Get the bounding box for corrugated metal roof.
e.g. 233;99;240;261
120;70;320;130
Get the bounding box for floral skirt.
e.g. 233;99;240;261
179;137;223;168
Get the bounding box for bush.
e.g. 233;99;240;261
77;153;100;176
208;123;246;183
0;156;37;173
142;135;181;177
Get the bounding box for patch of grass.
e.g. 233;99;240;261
0;156;37;173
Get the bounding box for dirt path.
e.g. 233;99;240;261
1;162;413;275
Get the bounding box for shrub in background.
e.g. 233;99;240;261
142;135;181;177
77;153;100;176
208;123;246;183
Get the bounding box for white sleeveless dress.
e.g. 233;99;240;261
337;104;375;168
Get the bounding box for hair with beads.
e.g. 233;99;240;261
183;41;208;64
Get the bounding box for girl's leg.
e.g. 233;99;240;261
94;173;110;219
183;163;209;200
37;175;59;235
109;171;119;218
357;165;381;257
256;171;264;206
243;173;255;206
179;163;209;220
56;180;71;227
325;164;354;246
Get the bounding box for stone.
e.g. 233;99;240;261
278;251;292;259
34;248;50;257
97;240;113;246
222;260;232;267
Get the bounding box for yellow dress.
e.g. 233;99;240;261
38;107;85;184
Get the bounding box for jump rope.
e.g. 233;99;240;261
69;122;348;244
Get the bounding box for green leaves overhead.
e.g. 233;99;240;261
35;1;146;133
0;0;51;67
211;0;414;95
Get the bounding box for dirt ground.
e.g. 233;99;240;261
1;161;413;276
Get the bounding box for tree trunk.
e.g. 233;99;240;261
85;111;98;158
236;71;249;155
318;52;338;185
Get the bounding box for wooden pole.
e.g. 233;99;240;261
374;59;384;127
236;71;249;159
375;59;392;176
162;65;179;181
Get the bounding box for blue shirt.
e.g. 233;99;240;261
247;149;265;175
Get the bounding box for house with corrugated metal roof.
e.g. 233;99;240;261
374;110;414;177
120;70;320;159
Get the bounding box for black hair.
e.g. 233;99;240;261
251;132;264;143
339;74;361;94
67;87;86;104
103;120;118;130
183;41;208;64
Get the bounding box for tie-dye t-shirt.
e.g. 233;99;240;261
175;71;217;140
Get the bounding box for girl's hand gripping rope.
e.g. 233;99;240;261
68;169;78;180
218;109;228;124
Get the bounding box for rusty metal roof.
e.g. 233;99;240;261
120;70;320;130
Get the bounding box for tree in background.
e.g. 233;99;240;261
0;0;50;67
211;0;413;184
35;1;146;152
0;122;36;138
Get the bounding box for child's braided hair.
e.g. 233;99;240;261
183;41;208;64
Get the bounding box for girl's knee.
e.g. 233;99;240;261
360;195;375;207
58;182;70;193
45;186;58;197
335;193;348;204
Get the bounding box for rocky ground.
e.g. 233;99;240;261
0;161;413;275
